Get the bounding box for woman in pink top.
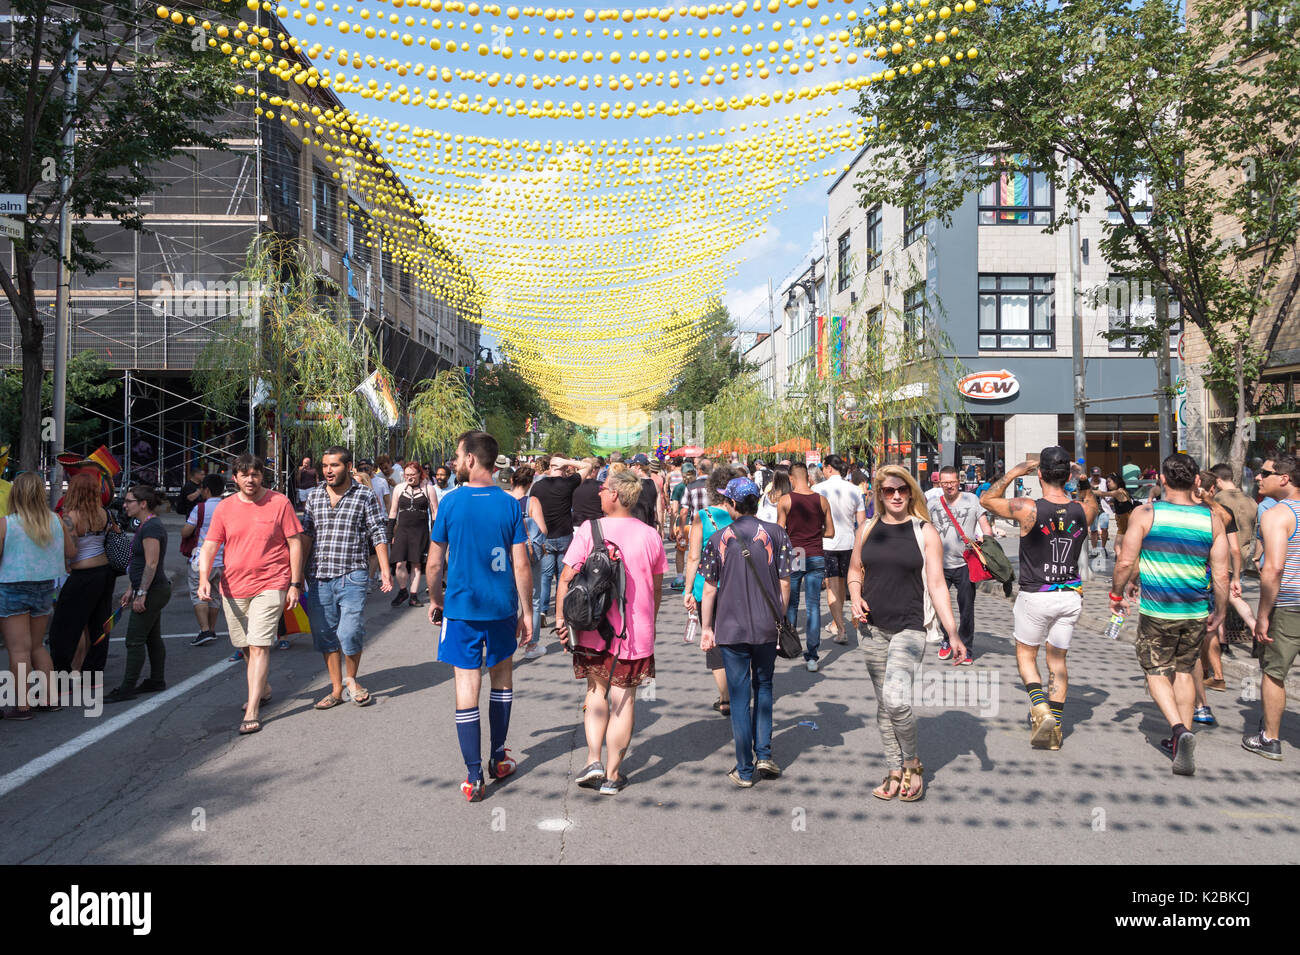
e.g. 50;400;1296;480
555;468;667;795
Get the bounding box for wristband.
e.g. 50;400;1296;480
1108;592;1124;601
290;581;304;589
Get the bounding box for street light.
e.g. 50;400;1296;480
478;345;494;371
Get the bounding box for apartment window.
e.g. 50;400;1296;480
903;171;924;246
866;204;883;272
978;154;1053;225
1107;176;1153;225
1248;8;1292;30
866;306;883;334
350;210;371;268
312;167;338;245
979;274;1055;350
903;283;927;358
1105;274;1182;351
837;230;851;293
400;264;412;299
265;124;300;218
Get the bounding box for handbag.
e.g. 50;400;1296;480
939;494;994;584
179;500;205;559
735;528;803;660
103;508;131;576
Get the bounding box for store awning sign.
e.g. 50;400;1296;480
958;369;1020;401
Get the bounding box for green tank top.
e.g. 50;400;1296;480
1138;501;1213;619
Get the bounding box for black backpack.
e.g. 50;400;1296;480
561;519;627;650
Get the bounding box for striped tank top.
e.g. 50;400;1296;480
1277;499;1300;608
1139;501;1213;619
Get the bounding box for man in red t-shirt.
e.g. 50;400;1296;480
198;453;305;735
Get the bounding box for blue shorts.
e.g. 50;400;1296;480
0;581;55;618
304;569;368;656
438;616;517;670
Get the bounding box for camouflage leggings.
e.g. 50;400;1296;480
861;626;927;771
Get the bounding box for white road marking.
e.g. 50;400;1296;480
537;818;573;831
0;658;237;799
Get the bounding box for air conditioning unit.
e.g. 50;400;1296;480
320;248;330;271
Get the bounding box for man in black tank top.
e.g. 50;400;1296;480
981;447;1099;751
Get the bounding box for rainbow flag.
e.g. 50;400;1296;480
277;602;311;637
1000;155;1029;222
88;445;121;478
96;605;125;646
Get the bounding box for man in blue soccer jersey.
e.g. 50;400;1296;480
426;430;535;802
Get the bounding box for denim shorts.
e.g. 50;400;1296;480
305;569;369;656
0;580;55;618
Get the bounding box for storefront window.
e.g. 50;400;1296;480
979;274;1055;350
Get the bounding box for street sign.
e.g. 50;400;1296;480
0;194;28;215
788;391;807;400
0;216;22;240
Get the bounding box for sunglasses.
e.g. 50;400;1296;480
881;485;909;497
1259;468;1277;479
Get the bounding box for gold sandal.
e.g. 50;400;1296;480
899;763;925;802
872;773;903;801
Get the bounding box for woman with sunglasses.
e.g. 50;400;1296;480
105;486;172;703
848;466;964;802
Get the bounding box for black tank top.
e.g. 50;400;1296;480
396;485;431;518
1018;499;1088;593
860;519;925;633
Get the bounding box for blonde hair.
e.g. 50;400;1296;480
8;472;57;548
863;465;930;539
609;461;628;476
607;468;642;508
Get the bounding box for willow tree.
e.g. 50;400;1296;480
406;368;479;462
193;235;394;484
700;372;783;451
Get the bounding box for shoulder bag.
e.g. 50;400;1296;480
179;501;205;559
735;528;802;660
939;494;994;584
103;507;131;576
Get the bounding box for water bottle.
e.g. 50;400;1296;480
685;610;699;643
1104;608;1125;640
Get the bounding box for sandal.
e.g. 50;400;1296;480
408;594;423;607
899;763;925;802
345;682;374;707
872;772;903;801
712;698;731;716
238;719;262;735
314;693;344;710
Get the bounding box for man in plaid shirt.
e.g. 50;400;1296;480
681;457;714;527
302;446;392;709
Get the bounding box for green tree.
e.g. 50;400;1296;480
193;236;396;486
0;350;120;452
472;358;545;454
408;368;479;462
653;299;749;415
852;0;1300;479
0;0;240;470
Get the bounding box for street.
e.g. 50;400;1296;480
1;518;1296;865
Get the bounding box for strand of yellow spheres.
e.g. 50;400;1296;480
154;0;981;425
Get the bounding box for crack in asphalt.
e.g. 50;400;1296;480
558;724;580;864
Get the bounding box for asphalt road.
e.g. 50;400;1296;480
1;515;1297;864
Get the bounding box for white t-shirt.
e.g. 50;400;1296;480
186;500;223;570
370;475;390;503
756;494;780;524
927;491;986;569
814;474;866;551
389;465;403;487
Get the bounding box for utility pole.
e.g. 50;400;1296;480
1155;284;1174;460
1069;158;1087;470
823;214;836;456
49;23;79;505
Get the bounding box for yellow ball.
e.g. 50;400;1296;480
939;5;950;16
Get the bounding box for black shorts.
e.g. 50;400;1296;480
824;549;852;579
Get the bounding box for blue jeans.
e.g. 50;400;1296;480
720;643;778;781
786;554;825;660
531;534;571;646
306;569;369;656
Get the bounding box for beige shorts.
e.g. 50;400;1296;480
222;590;286;648
188;564;222;609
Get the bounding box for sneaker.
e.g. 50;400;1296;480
806;659;819;672
959;652;974;666
190;630;216;647
228;650;244;662
276;640;291;651
103;687;137;704
1205;678;1227;692
576;761;606;788
461;777;485;802
522;643;546;660
756;759;782;779
1;706;34;720
488;749;517;780
1172;731;1196;776
1160;737;1174;757
1242;730;1283;761
1193;705;1218;726
136;678;166;693
727;768;755;788
669;576;686;591
598;773;627;795
938;640;952;661
391;587;409;608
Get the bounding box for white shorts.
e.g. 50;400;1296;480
1014;590;1082;651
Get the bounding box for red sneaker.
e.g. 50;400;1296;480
461;778;485;802
937;640;952;661
488;749;517;780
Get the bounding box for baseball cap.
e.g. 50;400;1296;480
631;453;650;465
495;454;510;469
721;477;761;502
1039;446;1071;470
495;467;514;488
682;463;696;477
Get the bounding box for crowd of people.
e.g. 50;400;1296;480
0;433;1295;803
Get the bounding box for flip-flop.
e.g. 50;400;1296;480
314;694;344;710
346;684;374;707
238;719;261;735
